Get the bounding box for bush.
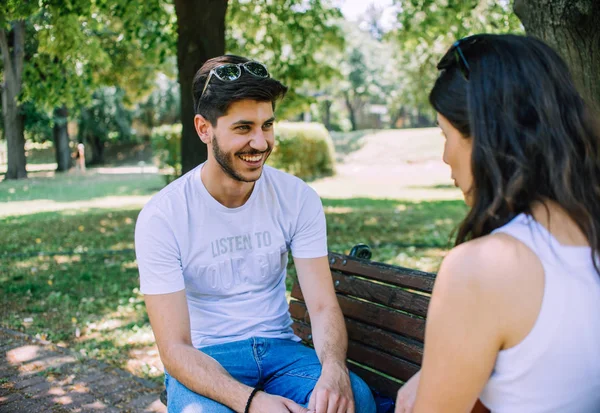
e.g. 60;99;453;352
269;122;336;181
150;124;181;184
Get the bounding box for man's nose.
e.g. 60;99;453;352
250;130;269;152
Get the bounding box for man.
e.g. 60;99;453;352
135;55;376;413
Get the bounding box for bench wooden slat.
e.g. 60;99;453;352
290;282;304;302
292;274;430;320
293;321;420;383
329;252;435;293
344;318;423;365
340;295;425;341
290;301;424;364
290;296;425;343
347;341;419;383
347;363;401;399
332;271;430;317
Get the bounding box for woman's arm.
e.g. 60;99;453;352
413;235;524;413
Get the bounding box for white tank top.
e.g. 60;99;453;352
479;213;600;412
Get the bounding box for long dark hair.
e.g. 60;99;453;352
429;34;600;272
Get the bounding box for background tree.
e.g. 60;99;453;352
344;48;368;131
135;70;180;135
0;1;34;179
337;19;399;131
513;0;600;109
227;0;343;119
29;1;172;167
1;0;171;179
173;0;227;175
78;87;133;165
391;0;522;112
174;0;344;174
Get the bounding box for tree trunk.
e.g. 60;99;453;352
53;105;72;172
321;99;332;130
88;134;105;165
514;0;600;110
174;0;228;175
0;22;27;180
344;92;358;131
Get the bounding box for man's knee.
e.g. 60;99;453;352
166;374;234;413
350;372;377;413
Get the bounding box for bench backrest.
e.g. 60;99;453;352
289;252;436;399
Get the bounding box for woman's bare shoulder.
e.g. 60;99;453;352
438;232;542;293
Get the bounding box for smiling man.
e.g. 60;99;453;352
135;55;376;413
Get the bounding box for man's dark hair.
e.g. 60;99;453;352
429;34;600;274
192;55;288;125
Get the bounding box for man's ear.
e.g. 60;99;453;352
194;114;212;145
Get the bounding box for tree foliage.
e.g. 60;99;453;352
391;0;523;110
22;0;173;111
78;87;134;164
226;0;345;117
0;0;173;177
335;20;400;130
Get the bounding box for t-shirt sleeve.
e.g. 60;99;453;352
135;205;185;295
290;186;328;259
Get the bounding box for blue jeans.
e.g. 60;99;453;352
165;337;377;413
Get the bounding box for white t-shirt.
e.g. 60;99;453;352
135;164;328;348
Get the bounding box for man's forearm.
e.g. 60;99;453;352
310;304;348;368
163;343;253;411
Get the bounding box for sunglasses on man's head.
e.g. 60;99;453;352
200;61;270;99
437;35;483;80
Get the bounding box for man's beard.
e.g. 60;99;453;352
212;134;271;183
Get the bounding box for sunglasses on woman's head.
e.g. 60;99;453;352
437;35;483;80
200;61;270;99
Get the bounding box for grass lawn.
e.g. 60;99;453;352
0;197;467;383
0;170;163;204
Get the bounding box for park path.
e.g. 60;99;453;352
310;128;459;200
0;328;165;412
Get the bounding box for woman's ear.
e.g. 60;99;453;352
194;114;212;144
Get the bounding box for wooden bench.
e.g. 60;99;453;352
289;245;436;405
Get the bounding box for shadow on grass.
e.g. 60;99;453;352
321;198;467;263
0;208;142;256
0;172;164;204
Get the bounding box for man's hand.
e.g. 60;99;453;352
308;361;354;413
250;392;310;413
395;371;421;413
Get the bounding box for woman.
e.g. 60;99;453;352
396;34;600;412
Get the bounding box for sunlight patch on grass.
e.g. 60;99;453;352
121;260;139;270
323;206;355;214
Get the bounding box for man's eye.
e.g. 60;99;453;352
262;123;273;129
236;125;251;131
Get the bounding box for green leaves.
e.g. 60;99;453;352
227;0;345;117
390;0;523;109
9;0;173;116
0;0;38;28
